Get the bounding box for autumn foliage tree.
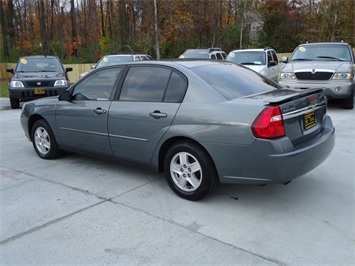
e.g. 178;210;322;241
0;0;354;63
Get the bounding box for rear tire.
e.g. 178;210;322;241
342;89;354;109
10;96;20;109
31;120;60;159
164;141;218;201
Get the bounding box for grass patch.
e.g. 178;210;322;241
0;80;9;98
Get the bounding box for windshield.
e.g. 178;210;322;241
16;57;63;72
291;45;351;61
191;63;280;100
96;55;134;68
180;51;209;59
226;51;266;65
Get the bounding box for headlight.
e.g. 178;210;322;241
332;73;353;80
54;79;68;86
279;72;296;80
10;81;24;87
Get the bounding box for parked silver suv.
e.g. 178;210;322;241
79;53;153;79
279;41;355;109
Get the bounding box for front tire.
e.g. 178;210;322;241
164;141;218;201
9;96;20;109
341;89;354;109
31;120;60;159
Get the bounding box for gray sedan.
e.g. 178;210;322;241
20;60;335;201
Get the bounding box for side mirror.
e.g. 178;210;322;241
59;90;71;101
6;68;14;74
268;61;276;67
281;56;288;63
65;67;73;73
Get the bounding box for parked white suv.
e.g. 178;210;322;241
179;48;226;60
226;48;281;82
279;41;354;109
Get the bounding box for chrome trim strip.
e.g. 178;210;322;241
282;102;326;119
109;134;148;142
60;127;107;136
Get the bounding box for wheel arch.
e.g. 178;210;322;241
158;136;218;177
27;114;47;141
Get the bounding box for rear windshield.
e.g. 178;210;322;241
191;63;280;100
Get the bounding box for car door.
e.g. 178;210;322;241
55;67;123;154
108;65;187;163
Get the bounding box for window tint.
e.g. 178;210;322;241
119;67;187;102
164;72;187;102
192;63;280;100
72;67;122;100
120;67;171;102
267;51;273;63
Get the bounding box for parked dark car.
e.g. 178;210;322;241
20;61;335;200
7;55;73;109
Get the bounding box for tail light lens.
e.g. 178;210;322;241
252;106;285;139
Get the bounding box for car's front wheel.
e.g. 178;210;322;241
31;120;60;159
9;96;20;109
164;141;218;201
342;89;354;109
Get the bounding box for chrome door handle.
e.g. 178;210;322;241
149;111;167;119
94;108;107;115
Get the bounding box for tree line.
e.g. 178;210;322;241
1;0;354;63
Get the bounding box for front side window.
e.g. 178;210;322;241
119;66;187;102
72;67;122;100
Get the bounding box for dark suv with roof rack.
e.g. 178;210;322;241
6;55;72;109
279;41;355;109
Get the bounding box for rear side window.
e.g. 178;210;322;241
120;66;187;102
192;63;280;100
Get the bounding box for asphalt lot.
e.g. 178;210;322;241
0;97;354;265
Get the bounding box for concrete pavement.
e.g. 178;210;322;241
0;97;354;265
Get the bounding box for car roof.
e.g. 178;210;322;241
229;48;274;53
20;55;59;59
298;42;350;46
104;59;228;69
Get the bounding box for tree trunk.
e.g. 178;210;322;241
0;0;10;60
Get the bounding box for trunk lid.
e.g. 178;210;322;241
247;88;328;145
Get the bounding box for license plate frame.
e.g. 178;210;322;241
304;111;316;130
34;88;45;95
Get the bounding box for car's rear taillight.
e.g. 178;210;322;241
252;106;285;139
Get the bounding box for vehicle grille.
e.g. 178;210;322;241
26;81;52;87
295;71;333;80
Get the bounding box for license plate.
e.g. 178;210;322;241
304;111;316;130
34;88;45;95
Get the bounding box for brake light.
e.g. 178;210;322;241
252;106;285;139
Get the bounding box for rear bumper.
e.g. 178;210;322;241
204;116;335;184
9;86;69;101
